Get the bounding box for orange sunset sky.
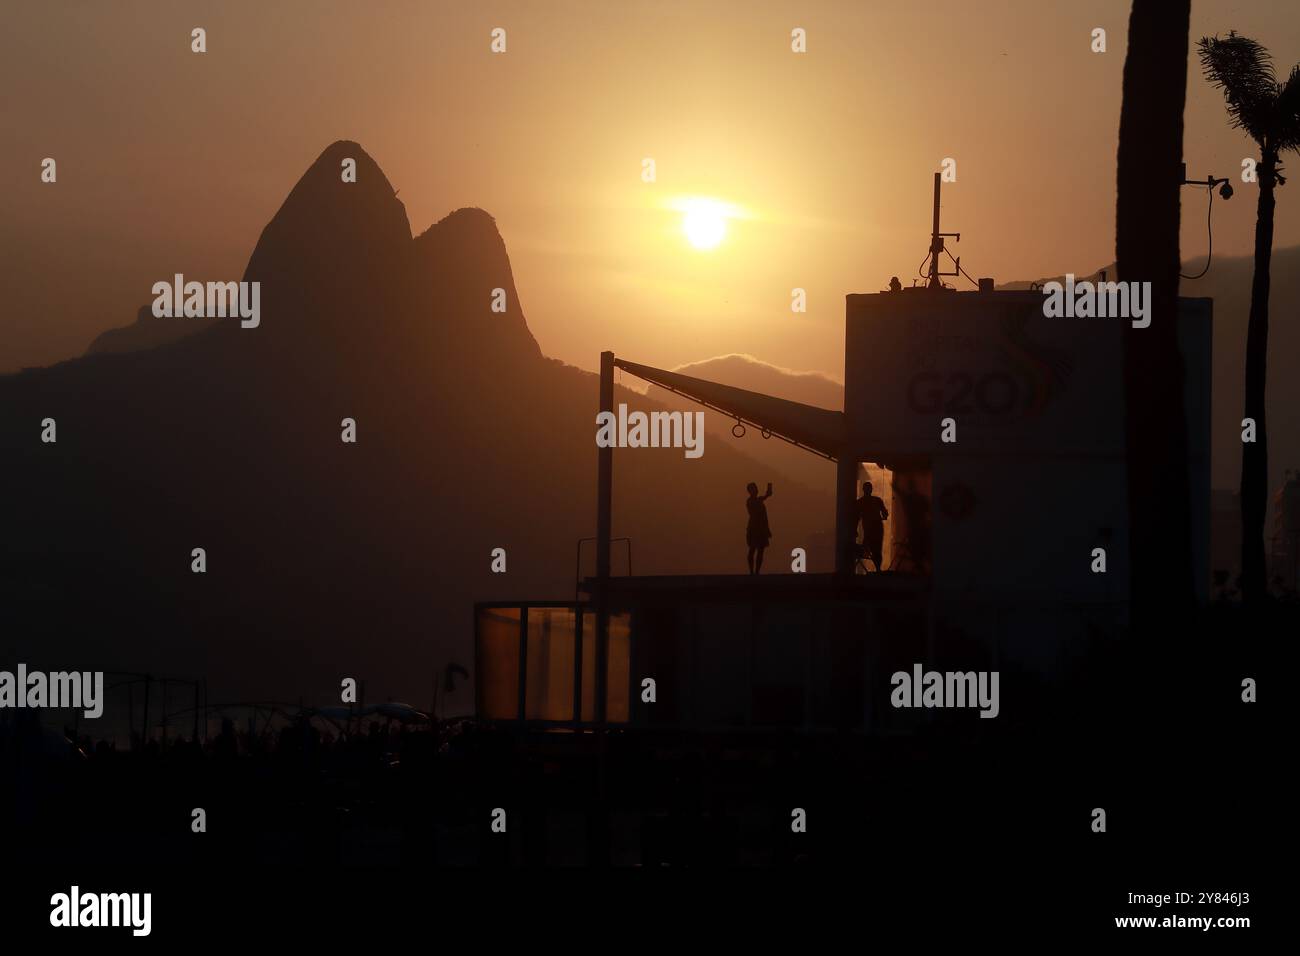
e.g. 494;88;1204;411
3;0;1298;377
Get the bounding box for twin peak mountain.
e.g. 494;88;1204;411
89;140;541;368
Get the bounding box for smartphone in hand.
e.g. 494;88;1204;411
766;482;773;495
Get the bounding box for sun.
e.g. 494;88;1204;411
681;198;727;250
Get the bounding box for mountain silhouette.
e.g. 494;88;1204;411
0;141;830;712
87;304;219;356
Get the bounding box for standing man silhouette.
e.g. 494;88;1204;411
746;482;773;574
857;480;890;571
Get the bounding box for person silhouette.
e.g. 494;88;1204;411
857;480;890;572
746;481;773;574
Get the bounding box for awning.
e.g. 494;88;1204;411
613;358;845;459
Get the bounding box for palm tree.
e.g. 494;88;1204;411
1118;0;1195;619
1199;33;1300;603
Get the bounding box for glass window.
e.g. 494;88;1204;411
580;610;630;723
525;607;577;721
478;607;521;719
606;613;631;722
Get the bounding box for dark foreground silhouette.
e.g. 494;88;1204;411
2;602;1278;877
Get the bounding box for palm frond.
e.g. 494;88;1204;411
1273;63;1300;153
1198;32;1277;142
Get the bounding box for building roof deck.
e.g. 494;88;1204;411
578;572;928;605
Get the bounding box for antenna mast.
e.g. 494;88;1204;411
926;172;961;289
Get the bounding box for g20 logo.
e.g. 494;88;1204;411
907;371;1019;415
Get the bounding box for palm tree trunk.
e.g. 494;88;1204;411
1116;0;1195;619
1240;149;1276;603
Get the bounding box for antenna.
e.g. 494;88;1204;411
926;172;962;289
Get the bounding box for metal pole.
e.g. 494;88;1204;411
835;455;859;575
593;351;617;864
141;674;151;749
595;351;614;724
928;172;942;288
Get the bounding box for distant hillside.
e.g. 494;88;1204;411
87;305;219;355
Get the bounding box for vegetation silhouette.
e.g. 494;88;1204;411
1198;31;1300;603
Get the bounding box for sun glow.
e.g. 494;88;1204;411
680;198;728;250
